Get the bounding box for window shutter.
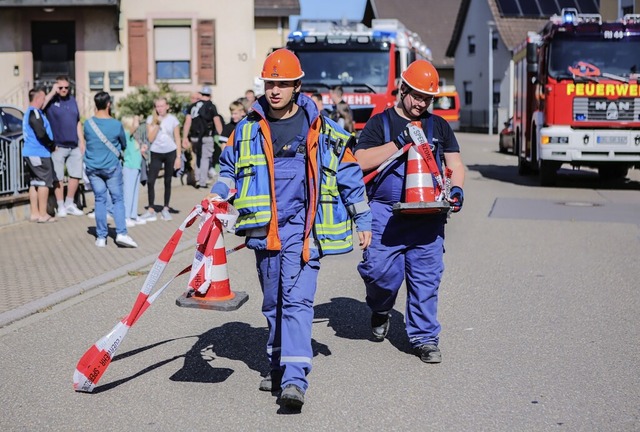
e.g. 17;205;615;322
197;20;215;84
128;20;148;86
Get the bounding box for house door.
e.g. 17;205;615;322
31;21;76;87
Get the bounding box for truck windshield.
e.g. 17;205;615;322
548;38;640;78
295;51;390;88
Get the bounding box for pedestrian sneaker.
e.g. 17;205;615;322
125;218;136;228
160;208;172;221
280;384;305;409
259;370;283;392
95;237;106;248
371;312;391;341
87;211;114;221
65;203;84;216
56;206;68;217
139;210;157;222
115;234;138;248
132;217;147;225
416;344;442;364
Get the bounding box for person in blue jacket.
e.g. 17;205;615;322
207;49;371;410
354;60;466;364
22;87;57;223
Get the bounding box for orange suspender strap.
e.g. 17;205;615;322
302;118;321;263
257;118;282;251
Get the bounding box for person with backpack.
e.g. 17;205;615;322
353;60;465;364
182;86;223;189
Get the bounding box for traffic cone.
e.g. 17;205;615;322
393;131;450;215
176;215;248;311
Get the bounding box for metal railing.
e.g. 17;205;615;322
0;136;28;196
0;82;30;109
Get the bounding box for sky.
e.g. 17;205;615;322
290;0;368;30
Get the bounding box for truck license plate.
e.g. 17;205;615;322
597;136;627;144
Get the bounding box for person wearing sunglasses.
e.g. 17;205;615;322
44;75;85;218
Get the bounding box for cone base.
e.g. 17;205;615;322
392;201;450;215
176;290;249;311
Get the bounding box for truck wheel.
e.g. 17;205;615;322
516;137;531;175
539;160;559;186
598;165;628;181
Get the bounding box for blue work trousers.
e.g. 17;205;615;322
358;201;445;347
255;154;319;392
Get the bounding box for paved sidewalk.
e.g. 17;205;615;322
0;179;227;327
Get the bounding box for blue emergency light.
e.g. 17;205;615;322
562;8;577;24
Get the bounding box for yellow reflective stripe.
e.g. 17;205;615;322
320;237;353;250
236;211;271;227
325;124;351;143
234;195;270;208
238;155;267;166
316;221;349;235
239;123;253;161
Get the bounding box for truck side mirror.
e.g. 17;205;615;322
526;42;538;74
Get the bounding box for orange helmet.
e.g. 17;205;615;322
401;60;440;95
260;49;305;81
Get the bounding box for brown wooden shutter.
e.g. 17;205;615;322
197;20;215;84
128;20;148;86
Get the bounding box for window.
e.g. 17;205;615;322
463;81;472;105
154;24;191;82
493;80;500;105
468;35;476;55
492;32;499;50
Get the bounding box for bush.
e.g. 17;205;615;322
115;83;189;125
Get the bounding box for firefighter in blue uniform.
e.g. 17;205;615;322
354;60;465;363
208;49;372;409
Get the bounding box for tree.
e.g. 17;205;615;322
114;83;189;124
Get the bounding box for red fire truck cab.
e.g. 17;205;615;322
286;19;432;130
513;9;640;185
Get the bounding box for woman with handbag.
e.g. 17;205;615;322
83;91;138;248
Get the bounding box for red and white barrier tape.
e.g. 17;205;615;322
73;199;241;393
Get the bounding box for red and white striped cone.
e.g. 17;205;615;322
405;144;436;203
393;126;450;215
176;208;248;311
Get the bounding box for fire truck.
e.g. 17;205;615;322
512;8;640;185
433;85;460;131
286;19;432;130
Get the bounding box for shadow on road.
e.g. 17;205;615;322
95;321;331;392
314;297;412;354
467;162;640;190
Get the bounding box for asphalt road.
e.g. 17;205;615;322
1;132;638;431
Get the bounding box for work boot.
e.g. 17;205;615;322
280;384;305;409
416;344;442;363
259;370;282;392
371;312;391;341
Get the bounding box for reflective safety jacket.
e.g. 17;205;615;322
216;93;371;261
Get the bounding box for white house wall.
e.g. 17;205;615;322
0;1;258;121
452;0;511;131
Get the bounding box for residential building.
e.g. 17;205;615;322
0;0;298;119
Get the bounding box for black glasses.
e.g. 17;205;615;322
58;86;69;90
410;92;433;103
